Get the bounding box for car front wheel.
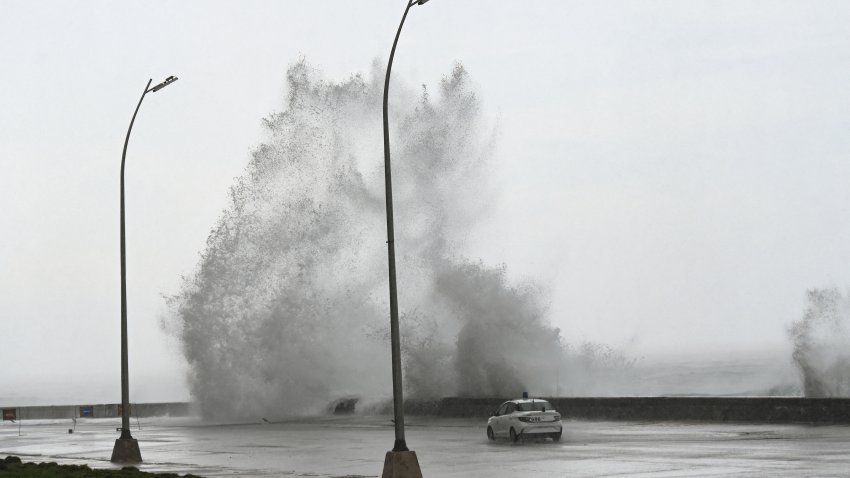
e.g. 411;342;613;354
509;427;519;443
552;431;562;442
487;426;495;441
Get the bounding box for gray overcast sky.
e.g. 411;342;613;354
2;0;850;403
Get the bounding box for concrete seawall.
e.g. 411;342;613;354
1;402;192;420
6;398;850;423
410;397;850;423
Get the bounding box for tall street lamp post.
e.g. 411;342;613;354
111;75;178;464
381;1;430;477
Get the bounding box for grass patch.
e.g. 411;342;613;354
0;455;203;477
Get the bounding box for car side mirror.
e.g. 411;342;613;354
492;410;499;417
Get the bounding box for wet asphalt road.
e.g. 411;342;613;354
2;415;849;477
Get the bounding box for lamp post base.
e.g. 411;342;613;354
381;450;422;478
110;438;142;463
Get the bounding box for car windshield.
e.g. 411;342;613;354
515;400;551;412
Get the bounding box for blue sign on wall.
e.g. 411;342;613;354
79;406;93;417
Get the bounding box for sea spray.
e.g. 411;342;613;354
789;288;850;397
165;59;631;418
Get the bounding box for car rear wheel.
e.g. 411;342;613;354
552;431;562;442
487;426;495;441
509;427;519;443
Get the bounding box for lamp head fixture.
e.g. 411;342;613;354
150;76;178;93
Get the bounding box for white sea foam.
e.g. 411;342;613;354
164;60;639;418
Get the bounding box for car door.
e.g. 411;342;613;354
494;402;509;437
502;402;516;436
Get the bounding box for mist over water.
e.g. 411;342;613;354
790;289;850;397
165;60;638;418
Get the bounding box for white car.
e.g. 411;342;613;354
487;399;562;442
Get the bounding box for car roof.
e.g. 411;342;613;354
507;398;550;403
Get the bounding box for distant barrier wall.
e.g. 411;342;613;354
1;402;192;420
6;398;850;423
409;397;850;423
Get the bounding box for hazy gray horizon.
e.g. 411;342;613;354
2;0;849;405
